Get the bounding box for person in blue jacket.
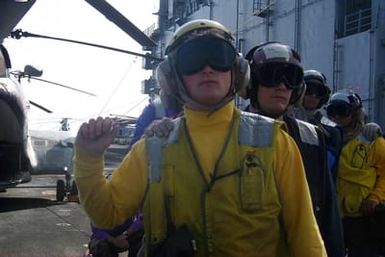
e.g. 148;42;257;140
294;69;343;184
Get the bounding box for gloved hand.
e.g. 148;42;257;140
144;117;174;138
362;122;383;142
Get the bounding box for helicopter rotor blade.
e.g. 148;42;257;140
10;30;163;61
0;0;36;42
29;77;97;97
29;100;52;113
85;0;157;49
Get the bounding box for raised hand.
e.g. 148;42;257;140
75;117;118;155
143;117;174;138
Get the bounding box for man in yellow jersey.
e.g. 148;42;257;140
74;19;326;257
326;92;385;257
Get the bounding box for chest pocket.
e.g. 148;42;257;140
350;143;369;169
240;152;266;211
238;112;280;212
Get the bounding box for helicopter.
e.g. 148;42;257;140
0;38;86;197
0;0;38;192
0;45;36;191
0;0;160;200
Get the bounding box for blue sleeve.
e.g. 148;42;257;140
327;147;339;185
109;219;133;236
91;219;133;239
91;223;112;240
126;103;156;152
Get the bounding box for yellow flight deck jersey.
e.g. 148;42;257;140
75;102;326;257
337;135;385;217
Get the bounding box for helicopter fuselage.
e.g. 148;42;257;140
0;74;36;189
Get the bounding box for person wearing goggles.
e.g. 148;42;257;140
325;91;385;257
240;42;304;119
243;43;345;257
294;70;335;136
326;92;363;133
74;20;326;257
174;36;236;76
294;69;331;123
294;70;343;182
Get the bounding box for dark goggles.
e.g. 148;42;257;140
305;82;328;98
326;102;352;118
175;36;236;75
255;62;304;89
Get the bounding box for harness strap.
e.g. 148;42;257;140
147;112;275;181
296;119;320;146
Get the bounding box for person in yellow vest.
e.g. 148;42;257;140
74;19;326;257
242;42;344;257
326;91;385;257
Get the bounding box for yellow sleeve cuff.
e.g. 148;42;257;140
73;147;104;178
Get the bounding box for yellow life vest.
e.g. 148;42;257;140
338;135;377;217
143;110;289;257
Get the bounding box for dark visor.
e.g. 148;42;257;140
305;82;328;98
326;101;352;118
175;36;236;75
255;62;303;89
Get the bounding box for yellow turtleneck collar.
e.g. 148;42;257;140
183;101;235;129
181;101;235;176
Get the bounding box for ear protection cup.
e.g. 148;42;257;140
232;55;250;97
349;93;362;109
155;58;172;95
159;87;182;112
290;82;306;106
156;58;185;111
156;57;180;100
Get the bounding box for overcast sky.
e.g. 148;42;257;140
4;0;158;132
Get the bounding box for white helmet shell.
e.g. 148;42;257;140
329;92;362;109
